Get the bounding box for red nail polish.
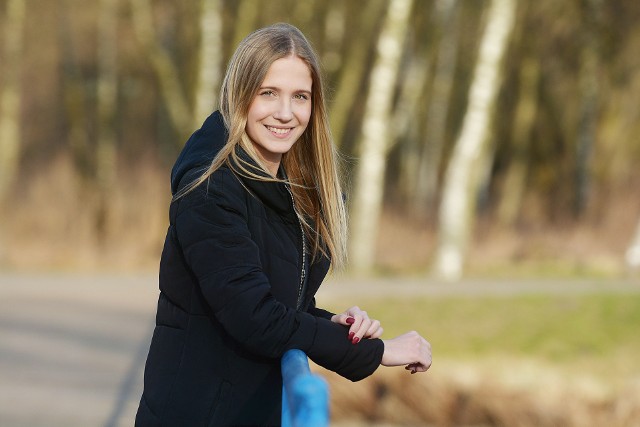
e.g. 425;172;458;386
346;317;355;325
352;337;360;344
348;332;354;340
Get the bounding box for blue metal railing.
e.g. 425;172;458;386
281;349;329;427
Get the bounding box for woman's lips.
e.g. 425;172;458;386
265;125;293;136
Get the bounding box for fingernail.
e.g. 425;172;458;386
352;337;360;344
348;332;355;340
346;317;355;325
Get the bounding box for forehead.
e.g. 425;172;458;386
261;56;312;90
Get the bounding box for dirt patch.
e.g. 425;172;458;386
315;359;640;427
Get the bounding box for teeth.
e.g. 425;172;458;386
267;126;291;135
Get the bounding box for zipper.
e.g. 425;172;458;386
284;183;307;310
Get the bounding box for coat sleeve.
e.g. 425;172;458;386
307;298;335;321
174;169;383;381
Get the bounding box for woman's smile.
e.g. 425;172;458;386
265;125;294;136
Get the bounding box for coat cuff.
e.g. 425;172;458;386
305;317;384;382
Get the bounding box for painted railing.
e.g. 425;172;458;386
281;349;329;427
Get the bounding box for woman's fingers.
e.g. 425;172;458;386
348;310;383;344
330;312;356;326
363;319;383;340
405;362;430;374
330;306;384;344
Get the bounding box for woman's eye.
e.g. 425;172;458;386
294;93;309;101
260;90;276;97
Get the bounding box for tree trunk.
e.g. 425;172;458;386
293;0;316;27
626;218;640;273
193;0;223;129
59;3;92;180
433;0;517;281
0;0;26;202
497;54;539;226
395;57;430;204
392;57;430;150
95;0;119;242
574;0;602;217
321;1;346;74
231;0;261;48
130;0;192;137
348;0;414;273
413;0;460;218
328;0;385;149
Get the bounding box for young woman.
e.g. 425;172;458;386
135;23;431;426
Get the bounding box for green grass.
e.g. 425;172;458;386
323;293;640;378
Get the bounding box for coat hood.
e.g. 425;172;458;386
170;111;228;195
170;111;296;222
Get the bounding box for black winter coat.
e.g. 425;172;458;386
135;111;384;427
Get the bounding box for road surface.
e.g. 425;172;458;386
0;273;637;426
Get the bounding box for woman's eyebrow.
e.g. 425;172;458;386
259;85;311;94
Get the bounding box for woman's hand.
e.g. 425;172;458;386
381;331;432;374
331;306;383;344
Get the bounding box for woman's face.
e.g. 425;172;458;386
246;55;313;176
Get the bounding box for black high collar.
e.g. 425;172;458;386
232;147;297;223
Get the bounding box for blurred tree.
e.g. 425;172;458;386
130;0;192;137
626;217;640;273
321;1;346;74
496;54;539;227
329;0;385;149
391;0;437;204
413;0;460;218
497;2;540;227
574;0;603;217
59;2;93;180
348;0;414;273
395;56;430;206
0;0;25;264
95;0;119;241
0;0;26;202
433;0;517;281
292;0;316;29
193;0;223;128
3;0;640;272
231;0;261;48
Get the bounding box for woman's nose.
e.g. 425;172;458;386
273;99;293;121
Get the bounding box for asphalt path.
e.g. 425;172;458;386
0;273;638;426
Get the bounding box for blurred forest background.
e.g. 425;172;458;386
1;0;640;279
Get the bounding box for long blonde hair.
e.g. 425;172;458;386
177;23;347;268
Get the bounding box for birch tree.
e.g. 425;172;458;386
193;0;223;129
0;0;26;202
626;218;640;273
348;0;414;273
433;0;517;281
